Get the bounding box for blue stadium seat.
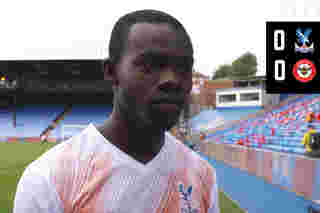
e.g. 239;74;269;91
0;109;16;136
292;147;306;154
52;104;113;139
203;94;320;155
14;104;65;137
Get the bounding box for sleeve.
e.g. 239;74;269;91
208;168;220;213
13;166;64;213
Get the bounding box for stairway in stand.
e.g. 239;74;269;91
40;104;73;142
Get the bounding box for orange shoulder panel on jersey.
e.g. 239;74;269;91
51;142;112;213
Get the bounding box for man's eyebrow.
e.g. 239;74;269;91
137;50;193;63
137;50;162;59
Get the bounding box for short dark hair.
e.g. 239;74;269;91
108;9;193;65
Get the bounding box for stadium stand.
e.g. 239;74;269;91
61;104;111;125
0;107;15;137
15;104;65;138
0;103;113;141
50;104;113;139
216;107;262;122
204;94;320;155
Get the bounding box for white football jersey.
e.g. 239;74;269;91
14;124;219;213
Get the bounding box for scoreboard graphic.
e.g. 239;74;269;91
266;22;320;93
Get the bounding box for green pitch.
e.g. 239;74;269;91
0;142;245;213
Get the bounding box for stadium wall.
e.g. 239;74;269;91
198;141;320;203
216;87;262;108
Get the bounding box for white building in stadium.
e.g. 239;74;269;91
215;76;280;109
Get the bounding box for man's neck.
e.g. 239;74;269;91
98;113;165;164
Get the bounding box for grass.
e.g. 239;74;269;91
0;142;245;213
0;142;55;213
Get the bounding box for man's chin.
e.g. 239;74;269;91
152;116;179;131
145;107;181;130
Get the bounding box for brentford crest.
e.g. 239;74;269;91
292;59;316;83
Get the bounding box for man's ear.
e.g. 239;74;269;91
104;59;118;85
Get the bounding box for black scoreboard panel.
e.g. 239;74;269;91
266;21;320;93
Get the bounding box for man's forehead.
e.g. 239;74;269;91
126;23;191;56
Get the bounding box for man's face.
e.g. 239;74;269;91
112;23;193;131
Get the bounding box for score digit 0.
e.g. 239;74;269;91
274;29;285;81
275;60;285;81
274;29;285;51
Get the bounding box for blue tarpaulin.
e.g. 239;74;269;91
189;107;263;133
189;110;225;132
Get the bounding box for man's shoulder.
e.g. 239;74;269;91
25;124;109;177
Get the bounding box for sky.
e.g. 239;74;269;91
0;0;319;77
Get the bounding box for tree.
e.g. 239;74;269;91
231;52;257;78
211;52;258;80
212;64;233;80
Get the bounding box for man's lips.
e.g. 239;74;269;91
151;101;182;112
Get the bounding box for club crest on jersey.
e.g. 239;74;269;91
295;28;314;54
178;182;199;213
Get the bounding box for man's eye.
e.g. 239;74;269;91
141;59;167;73
154;61;167;69
150;57;167;69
